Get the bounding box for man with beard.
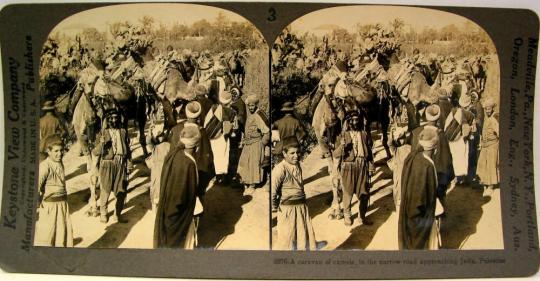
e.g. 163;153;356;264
476;98;499;197
333;110;374;226
399;127;442;250
237;95;270;195
93;109;130;224
229;88;247;184
204;90;236;184
154;126;202;249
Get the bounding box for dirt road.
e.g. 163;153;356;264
271;137;504;250
60;130;269;250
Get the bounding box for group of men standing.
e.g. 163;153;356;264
271;57;499;251
37;44;272;249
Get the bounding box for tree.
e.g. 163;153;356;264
190;19;212;37
441;24;459;41
390;18;405;36
82;27;104;43
139;16;155;34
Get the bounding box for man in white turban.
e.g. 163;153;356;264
237;94;270;195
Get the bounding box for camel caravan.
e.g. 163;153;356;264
270;25;497;250
38;21;265;245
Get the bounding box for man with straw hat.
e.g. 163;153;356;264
399;127;443;250
237;94;270;195
476;98;499;197
204;89;236;184
155;126;202;249
40;100;66;162
272;101;306;155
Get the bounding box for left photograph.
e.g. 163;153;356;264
37;3;270;249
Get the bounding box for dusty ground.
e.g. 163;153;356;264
271;135;504;250
57;131;269;250
58;125;503;251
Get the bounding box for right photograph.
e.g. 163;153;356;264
270;5;502;251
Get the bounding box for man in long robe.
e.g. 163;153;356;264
476;98;499;196
409;104;454;214
203;90;236;184
237;95;270;194
444;95;475;185
399;127;440;250
169;101;215;195
154;126;201;248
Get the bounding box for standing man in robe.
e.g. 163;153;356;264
476;98;499;196
409;105;454;215
154;126;202;249
399;127;442;250
229;88;247;184
444;94;475;185
169;101;215;197
237;94;270;195
204;90;236;184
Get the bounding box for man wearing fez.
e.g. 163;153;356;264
399;127;442;250
40;100;67;162
92;109;130;224
204;90;236;184
154;126;202;249
237;95;270;195
169;101;215;196
333;110;374;226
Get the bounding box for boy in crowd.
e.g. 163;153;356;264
35;134;73;247
272;136;318;250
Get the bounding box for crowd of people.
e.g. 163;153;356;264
271;48;498;250
37;26;269;249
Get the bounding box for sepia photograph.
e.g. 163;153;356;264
37;3;270;250
270;5;502;251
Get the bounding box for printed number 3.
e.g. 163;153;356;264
267;7;276;22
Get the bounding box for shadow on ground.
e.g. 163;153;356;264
197;182;253;249
335;193;394;250
440;183;491;249
88;190;151;248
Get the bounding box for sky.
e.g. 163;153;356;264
50;3;250;36
290;5;476;34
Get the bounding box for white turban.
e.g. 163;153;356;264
180;126;201;149
418;126;439;151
